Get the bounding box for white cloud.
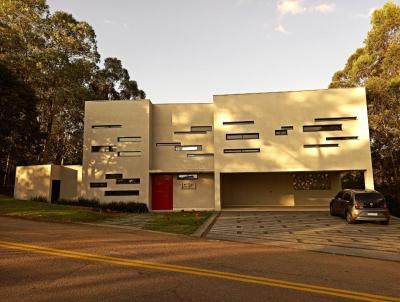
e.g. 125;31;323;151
275;23;291;34
311;3;335;14
277;0;306;16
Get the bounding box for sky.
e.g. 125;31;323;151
48;0;394;103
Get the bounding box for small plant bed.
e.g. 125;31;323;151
144;211;213;235
0;196;116;223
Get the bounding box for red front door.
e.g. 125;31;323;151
152;175;173;210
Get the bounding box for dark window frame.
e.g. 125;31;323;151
304;144;339;148
191;126;212;132
156;142;181;146
281;126;294;130
174;131;207;135
187;153;214;157
303;124;342;132
226;133;259;140
275;129;288;135
90;182;107;188
315;117;357;122
105;173;123;179
91;145;116;152
92;125;122;129
116;178;140;184
222;120;255;125
224;148;260;153
177;174;198;180
117;151;141;157
326;136;358;141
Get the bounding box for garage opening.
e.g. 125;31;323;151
220;171;361;208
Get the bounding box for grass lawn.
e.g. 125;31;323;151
144;211;212;235
0;195;213;235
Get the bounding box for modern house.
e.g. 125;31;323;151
79;87;374;211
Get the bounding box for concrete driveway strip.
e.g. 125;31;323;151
0;217;399;302
206;211;400;262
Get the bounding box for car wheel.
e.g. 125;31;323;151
380;220;390;225
330;205;335;216
345;211;355;224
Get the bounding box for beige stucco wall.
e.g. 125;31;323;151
14;165;52;201
82;100;151;204
172;173;214;210
65;165;82;198
214;88;374;209
151;103;214;173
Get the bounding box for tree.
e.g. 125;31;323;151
90;57;146;100
0;63;42;193
329;1;400;201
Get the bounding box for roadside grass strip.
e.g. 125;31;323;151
0;240;399;302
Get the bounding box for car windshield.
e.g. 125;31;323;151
355;193;383;202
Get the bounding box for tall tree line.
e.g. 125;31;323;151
0;0;145;194
330;2;400;204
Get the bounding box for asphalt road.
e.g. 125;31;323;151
0;216;399;302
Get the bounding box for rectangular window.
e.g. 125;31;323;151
104;190;139;196
304;144;339;148
191;126;212;132
303;124;342;132
116;178;140;184
223;121;254;125
293;173;331;190
315;117;357;122
92;125;122;128
105;173;123;179
177;174;198;180
156;142;181;146
174;131;206;134
187;153;214;157
275;129;287;135
90;182;107;188
281;126;294;130
175;145;202;151
118;136;141;142
91;145;116;152
224;148;260;153
326;136;358;140
118;151;141;157
226;133;259;140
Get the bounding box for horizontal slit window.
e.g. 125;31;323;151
104;190;139;196
191;126;212;132
118;151;141;157
90;182;107;188
105;173;123;179
175;145;202;151
224;148;260;153
326;136;358;141
226;133;259;140
177;174;198;180
187;153;214;157
315;117;357;122
116;178;140;184
91;145;116;152
92;125;121;128
303;124;342;132
281;126;294;130
223;121;254;125
275;130;287;135
174;131;206;134
118;136;141;142
304;144;339;148
156;142;181;146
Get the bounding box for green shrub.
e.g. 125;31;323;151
30;196;48;203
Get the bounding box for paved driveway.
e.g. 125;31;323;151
206;212;400;262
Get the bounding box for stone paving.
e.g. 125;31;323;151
206;211;400;262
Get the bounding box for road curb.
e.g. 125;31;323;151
191;212;220;237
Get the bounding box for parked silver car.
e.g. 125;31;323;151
330;189;390;224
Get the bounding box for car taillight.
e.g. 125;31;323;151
355;201;362;209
